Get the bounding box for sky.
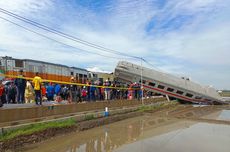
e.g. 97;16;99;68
0;0;229;90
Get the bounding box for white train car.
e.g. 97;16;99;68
114;61;223;104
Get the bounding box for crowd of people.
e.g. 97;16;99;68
0;70;143;107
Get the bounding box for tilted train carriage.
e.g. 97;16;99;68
114;61;223;104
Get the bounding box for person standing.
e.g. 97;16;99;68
0;81;4;107
14;70;26;104
32;72;42;105
6;81;17;104
46;82;55;101
104;80;111;100
25;80;34;103
81;86;87;102
69;77;77;103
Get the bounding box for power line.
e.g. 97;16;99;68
0;7;140;59
0;7;163;70
0;16;130;60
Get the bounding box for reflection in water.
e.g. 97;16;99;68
22;116;174;152
218;110;230;121
22;113;230;152
114;123;230;152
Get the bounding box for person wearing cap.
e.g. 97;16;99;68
32;72;42;105
14;69;26;104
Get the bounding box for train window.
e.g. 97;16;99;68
185;93;193;98
176;90;184;95
38;66;42;73
29;65;34;72
15;59;23;67
140;80;146;84
195;96;202;99
70;72;74;76
158;85;165;89
149;82;155;87
167;88;174;92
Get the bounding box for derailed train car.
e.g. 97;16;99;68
0;56;92;83
114;61;223;104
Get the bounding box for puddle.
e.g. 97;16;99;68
218;110;230;121
115;123;230;152
20;112;230;152
20;116;186;152
192;105;209;107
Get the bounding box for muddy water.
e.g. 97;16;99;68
20;113;230;152
218;110;230;121
114;123;230;152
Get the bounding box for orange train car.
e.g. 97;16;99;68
0;56;93;83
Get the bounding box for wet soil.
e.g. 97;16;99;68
1;104;230;152
20;105;230;152
0;111;142;152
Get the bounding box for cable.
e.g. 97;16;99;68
0;16;131;60
0;7;164;70
0;7;140;59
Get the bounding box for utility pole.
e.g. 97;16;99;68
140;57;144;105
5;56;8;74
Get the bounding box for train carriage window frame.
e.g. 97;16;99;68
140;80;146;84
15;59;23;68
149;82;155;87
176;90;184;95
195;96;202;99
157;85;165;89
167;87;174;92
185;93;193;98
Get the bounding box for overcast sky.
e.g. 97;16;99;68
0;0;229;89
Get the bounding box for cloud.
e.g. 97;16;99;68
86;67;111;73
0;0;229;89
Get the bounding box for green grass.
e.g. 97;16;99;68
219;92;230;97
84;114;95;120
138;102;177;112
0;118;76;142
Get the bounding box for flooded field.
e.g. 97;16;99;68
218;110;230;121
20;105;230;152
